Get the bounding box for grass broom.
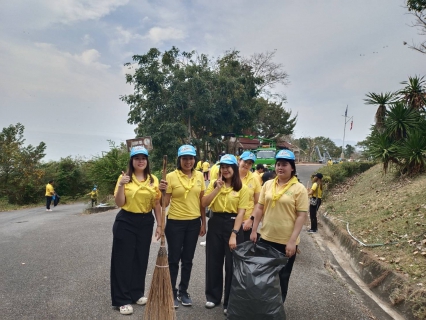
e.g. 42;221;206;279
144;155;176;320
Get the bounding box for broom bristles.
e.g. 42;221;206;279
144;246;176;320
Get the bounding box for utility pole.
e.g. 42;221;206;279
341;105;353;159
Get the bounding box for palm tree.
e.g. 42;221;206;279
364;92;398;131
385;101;421;140
399;75;426;111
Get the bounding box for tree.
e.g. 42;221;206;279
122;47;265;166
406;0;426;54
0;123;46;204
255;98;296;139
241;50;290;100
344;144;355;158
314;136;341;158
364;92;398;131
399;75;426;111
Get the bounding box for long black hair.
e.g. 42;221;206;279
126;155;153;184
214;163;242;192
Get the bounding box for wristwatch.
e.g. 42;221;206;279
231;229;239;235
250;216;254;221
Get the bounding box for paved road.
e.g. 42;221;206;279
0;164;387;319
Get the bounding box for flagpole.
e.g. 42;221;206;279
341;105;353;159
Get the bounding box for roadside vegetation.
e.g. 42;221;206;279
320;164;426;319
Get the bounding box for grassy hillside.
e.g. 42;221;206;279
323;164;426;319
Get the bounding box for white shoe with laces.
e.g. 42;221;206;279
119;304;133;315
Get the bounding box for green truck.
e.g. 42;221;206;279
252;146;277;169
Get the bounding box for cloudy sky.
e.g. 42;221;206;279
1;0;424;161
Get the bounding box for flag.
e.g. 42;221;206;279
350;120;353;130
345;105;348;117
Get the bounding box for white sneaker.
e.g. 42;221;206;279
119;304;133;315
46;209;52;212
136;296;147;305
200;241;206;247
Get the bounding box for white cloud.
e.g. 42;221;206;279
82;34;93;45
146;26;186;43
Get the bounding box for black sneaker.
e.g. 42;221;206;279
173;293;179;309
178;292;192;306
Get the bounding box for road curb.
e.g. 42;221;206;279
319;212;417;320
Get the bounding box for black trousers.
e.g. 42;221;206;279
110;209;154;306
205;212;243;308
91;198;97;207
165;217;201;296
45;196;52;209
259;238;297;303
309;198;322;231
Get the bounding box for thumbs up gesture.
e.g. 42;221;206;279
120;171;131;186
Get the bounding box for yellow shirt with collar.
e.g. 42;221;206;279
311;182;323;199
259;178;309;245
166;170;205;220
204;179;249;213
241;171;261;219
202;161;210;173
253;171;263;186
209;163;220;181
114;174;161;213
45;183;54;196
195;160;202;171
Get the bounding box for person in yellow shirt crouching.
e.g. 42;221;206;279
250;149;308;305
159;145;206;308
111;146;162;315
201;154;249;314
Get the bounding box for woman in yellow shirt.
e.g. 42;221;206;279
201;154;249;314
307;173;323;233
159;145;206;308
250;149;308;304
110;146;162;315
238;151;261;242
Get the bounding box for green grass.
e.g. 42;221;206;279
323;164;426;319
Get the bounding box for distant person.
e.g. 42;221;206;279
209;160;220;181
45;180;55;211
87;187;98;207
307;173;323;233
110;146;162;315
195;160;202;171
202;160;210;181
327;159;333;166
253;164;265;186
261;170;276;186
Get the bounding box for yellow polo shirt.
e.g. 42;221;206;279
253;171;263;186
45;183;54;196
204;180;249;213
311;182;323;199
202;161;210;173
166;170;205;220
209;163;220;181
114;174;160;213
259;179;308;245
241;171;261;219
195;160;202;171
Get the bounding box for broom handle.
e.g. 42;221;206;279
160;155;167;246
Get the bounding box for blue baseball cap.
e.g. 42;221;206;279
130;146;149;157
219;154;238;165
240;151;256;162
93;188;97;191
178;145;196;157
276;149;295;161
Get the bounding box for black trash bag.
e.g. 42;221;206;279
227;241;288;320
53;194;60;207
